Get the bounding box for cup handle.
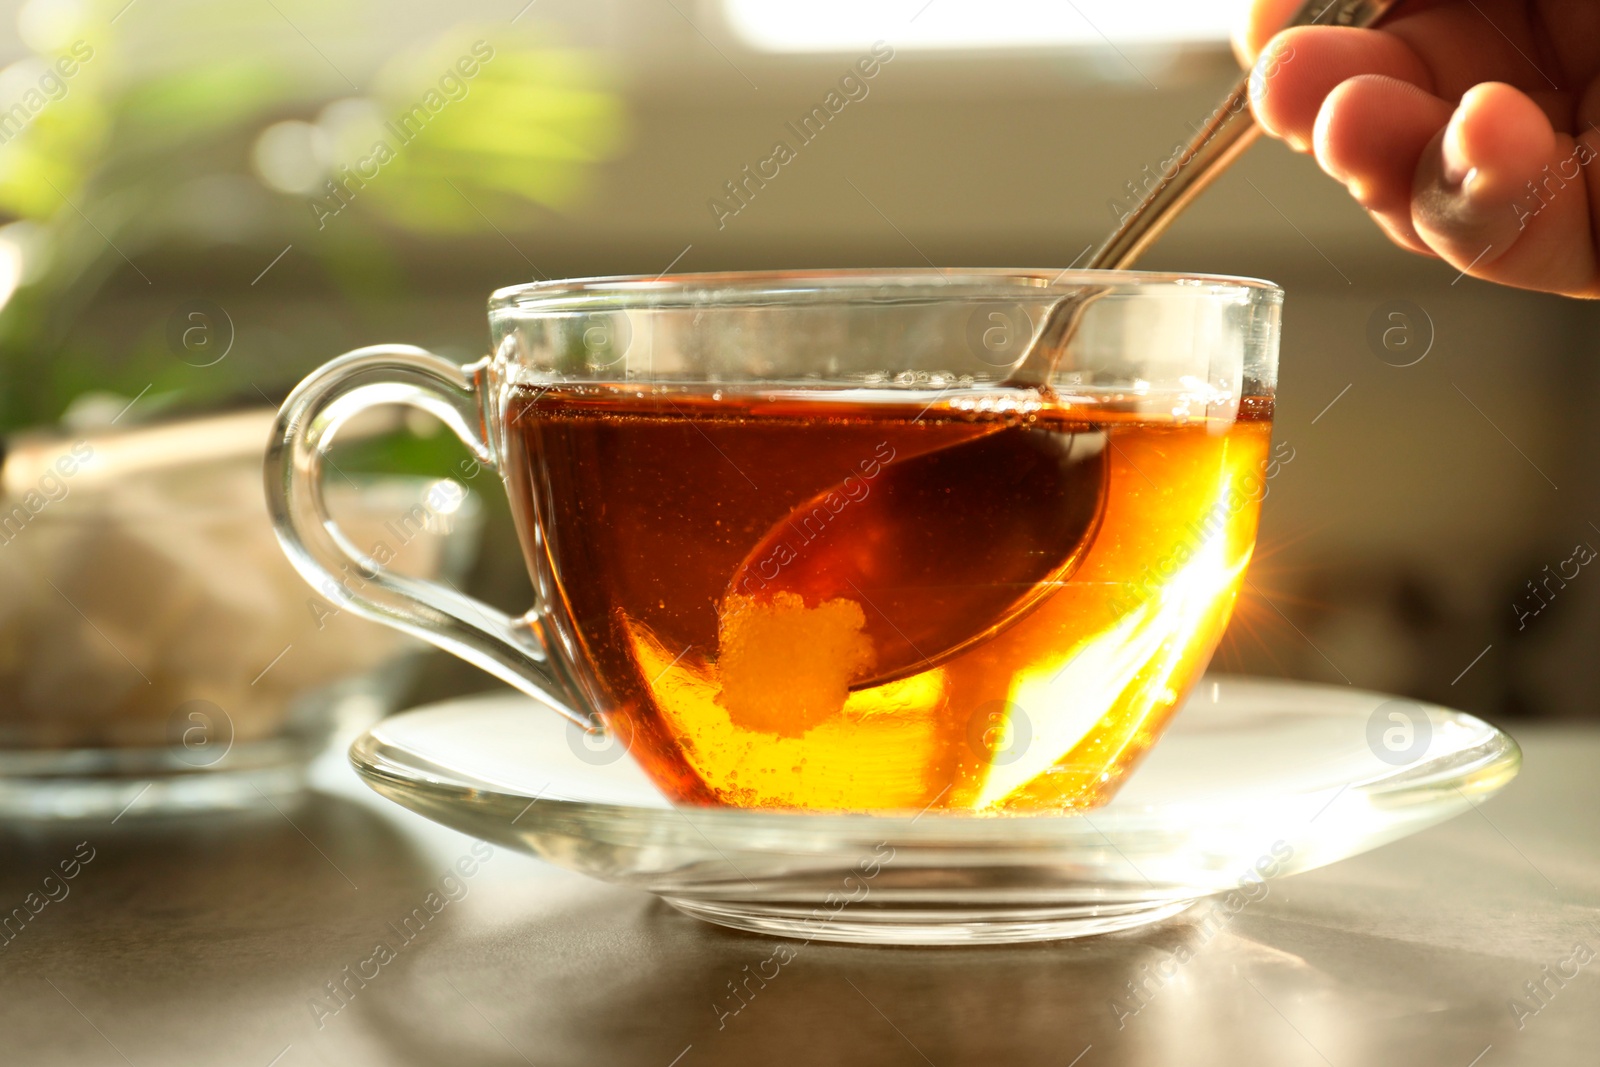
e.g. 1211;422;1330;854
265;344;587;726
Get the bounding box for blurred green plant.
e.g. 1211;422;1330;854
0;0;625;433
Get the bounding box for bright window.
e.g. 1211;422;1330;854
722;0;1242;53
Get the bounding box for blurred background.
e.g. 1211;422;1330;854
1;0;1595;734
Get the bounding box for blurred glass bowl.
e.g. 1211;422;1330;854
0;411;482;819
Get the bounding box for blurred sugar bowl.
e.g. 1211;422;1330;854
0;408;481;818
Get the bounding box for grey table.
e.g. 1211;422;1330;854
2;723;1595;1067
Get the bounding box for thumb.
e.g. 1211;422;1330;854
1233;0;1317;66
1411;82;1600;296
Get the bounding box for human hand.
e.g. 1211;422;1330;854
1238;0;1600;296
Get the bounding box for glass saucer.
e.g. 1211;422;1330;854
349;676;1519;946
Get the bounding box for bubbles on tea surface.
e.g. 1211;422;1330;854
1365;698;1432;765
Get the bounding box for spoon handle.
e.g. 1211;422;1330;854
1088;0;1405;271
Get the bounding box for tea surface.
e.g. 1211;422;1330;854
507;385;1271;812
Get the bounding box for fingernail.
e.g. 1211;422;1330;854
1412;128;1518;266
1441;115;1473;188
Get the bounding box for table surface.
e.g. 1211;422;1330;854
1;719;1596;1067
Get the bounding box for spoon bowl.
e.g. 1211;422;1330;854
728;421;1109;688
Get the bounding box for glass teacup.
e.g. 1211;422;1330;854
268;269;1280;813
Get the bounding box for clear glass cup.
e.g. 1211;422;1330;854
268;269;1281;814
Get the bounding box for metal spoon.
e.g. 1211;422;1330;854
731;0;1403;688
1012;0;1402;385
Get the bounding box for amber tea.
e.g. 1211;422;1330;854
270;270;1282;819
507;384;1272;813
